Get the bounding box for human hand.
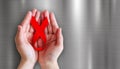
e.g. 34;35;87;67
37;10;64;69
15;9;64;69
15;9;40;69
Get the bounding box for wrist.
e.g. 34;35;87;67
39;60;59;69
17;58;35;69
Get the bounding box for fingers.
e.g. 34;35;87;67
17;25;23;35
56;28;63;46
15;25;23;44
49;12;59;34
45;11;52;34
36;11;40;22
29;9;37;33
21;11;32;32
32;9;37;16
40;10;49;34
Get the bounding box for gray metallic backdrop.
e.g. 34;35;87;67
0;0;119;69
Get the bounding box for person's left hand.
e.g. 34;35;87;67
15;9;40;68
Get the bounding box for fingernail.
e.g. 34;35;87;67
18;25;22;31
60;28;63;34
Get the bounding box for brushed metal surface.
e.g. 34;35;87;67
0;0;117;69
108;0;120;69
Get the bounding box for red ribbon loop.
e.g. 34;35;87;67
30;16;48;51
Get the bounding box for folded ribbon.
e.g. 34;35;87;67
30;16;48;51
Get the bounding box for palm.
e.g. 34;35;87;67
15;11;38;63
38;33;57;62
23;29;38;61
38;11;63;63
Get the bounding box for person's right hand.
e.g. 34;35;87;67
37;10;64;69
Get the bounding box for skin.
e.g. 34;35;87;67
15;9;64;69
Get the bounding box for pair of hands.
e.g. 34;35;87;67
15;9;63;69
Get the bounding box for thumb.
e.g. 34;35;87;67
56;28;63;46
15;25;23;43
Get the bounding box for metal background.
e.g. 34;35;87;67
0;0;119;69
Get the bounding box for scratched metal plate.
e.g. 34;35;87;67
0;0;119;69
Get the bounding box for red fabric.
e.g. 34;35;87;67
30;16;48;51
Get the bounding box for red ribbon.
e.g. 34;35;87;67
30;16;48;51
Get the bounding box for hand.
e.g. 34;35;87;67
37;10;64;69
15;9;64;69
15;9;40;69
